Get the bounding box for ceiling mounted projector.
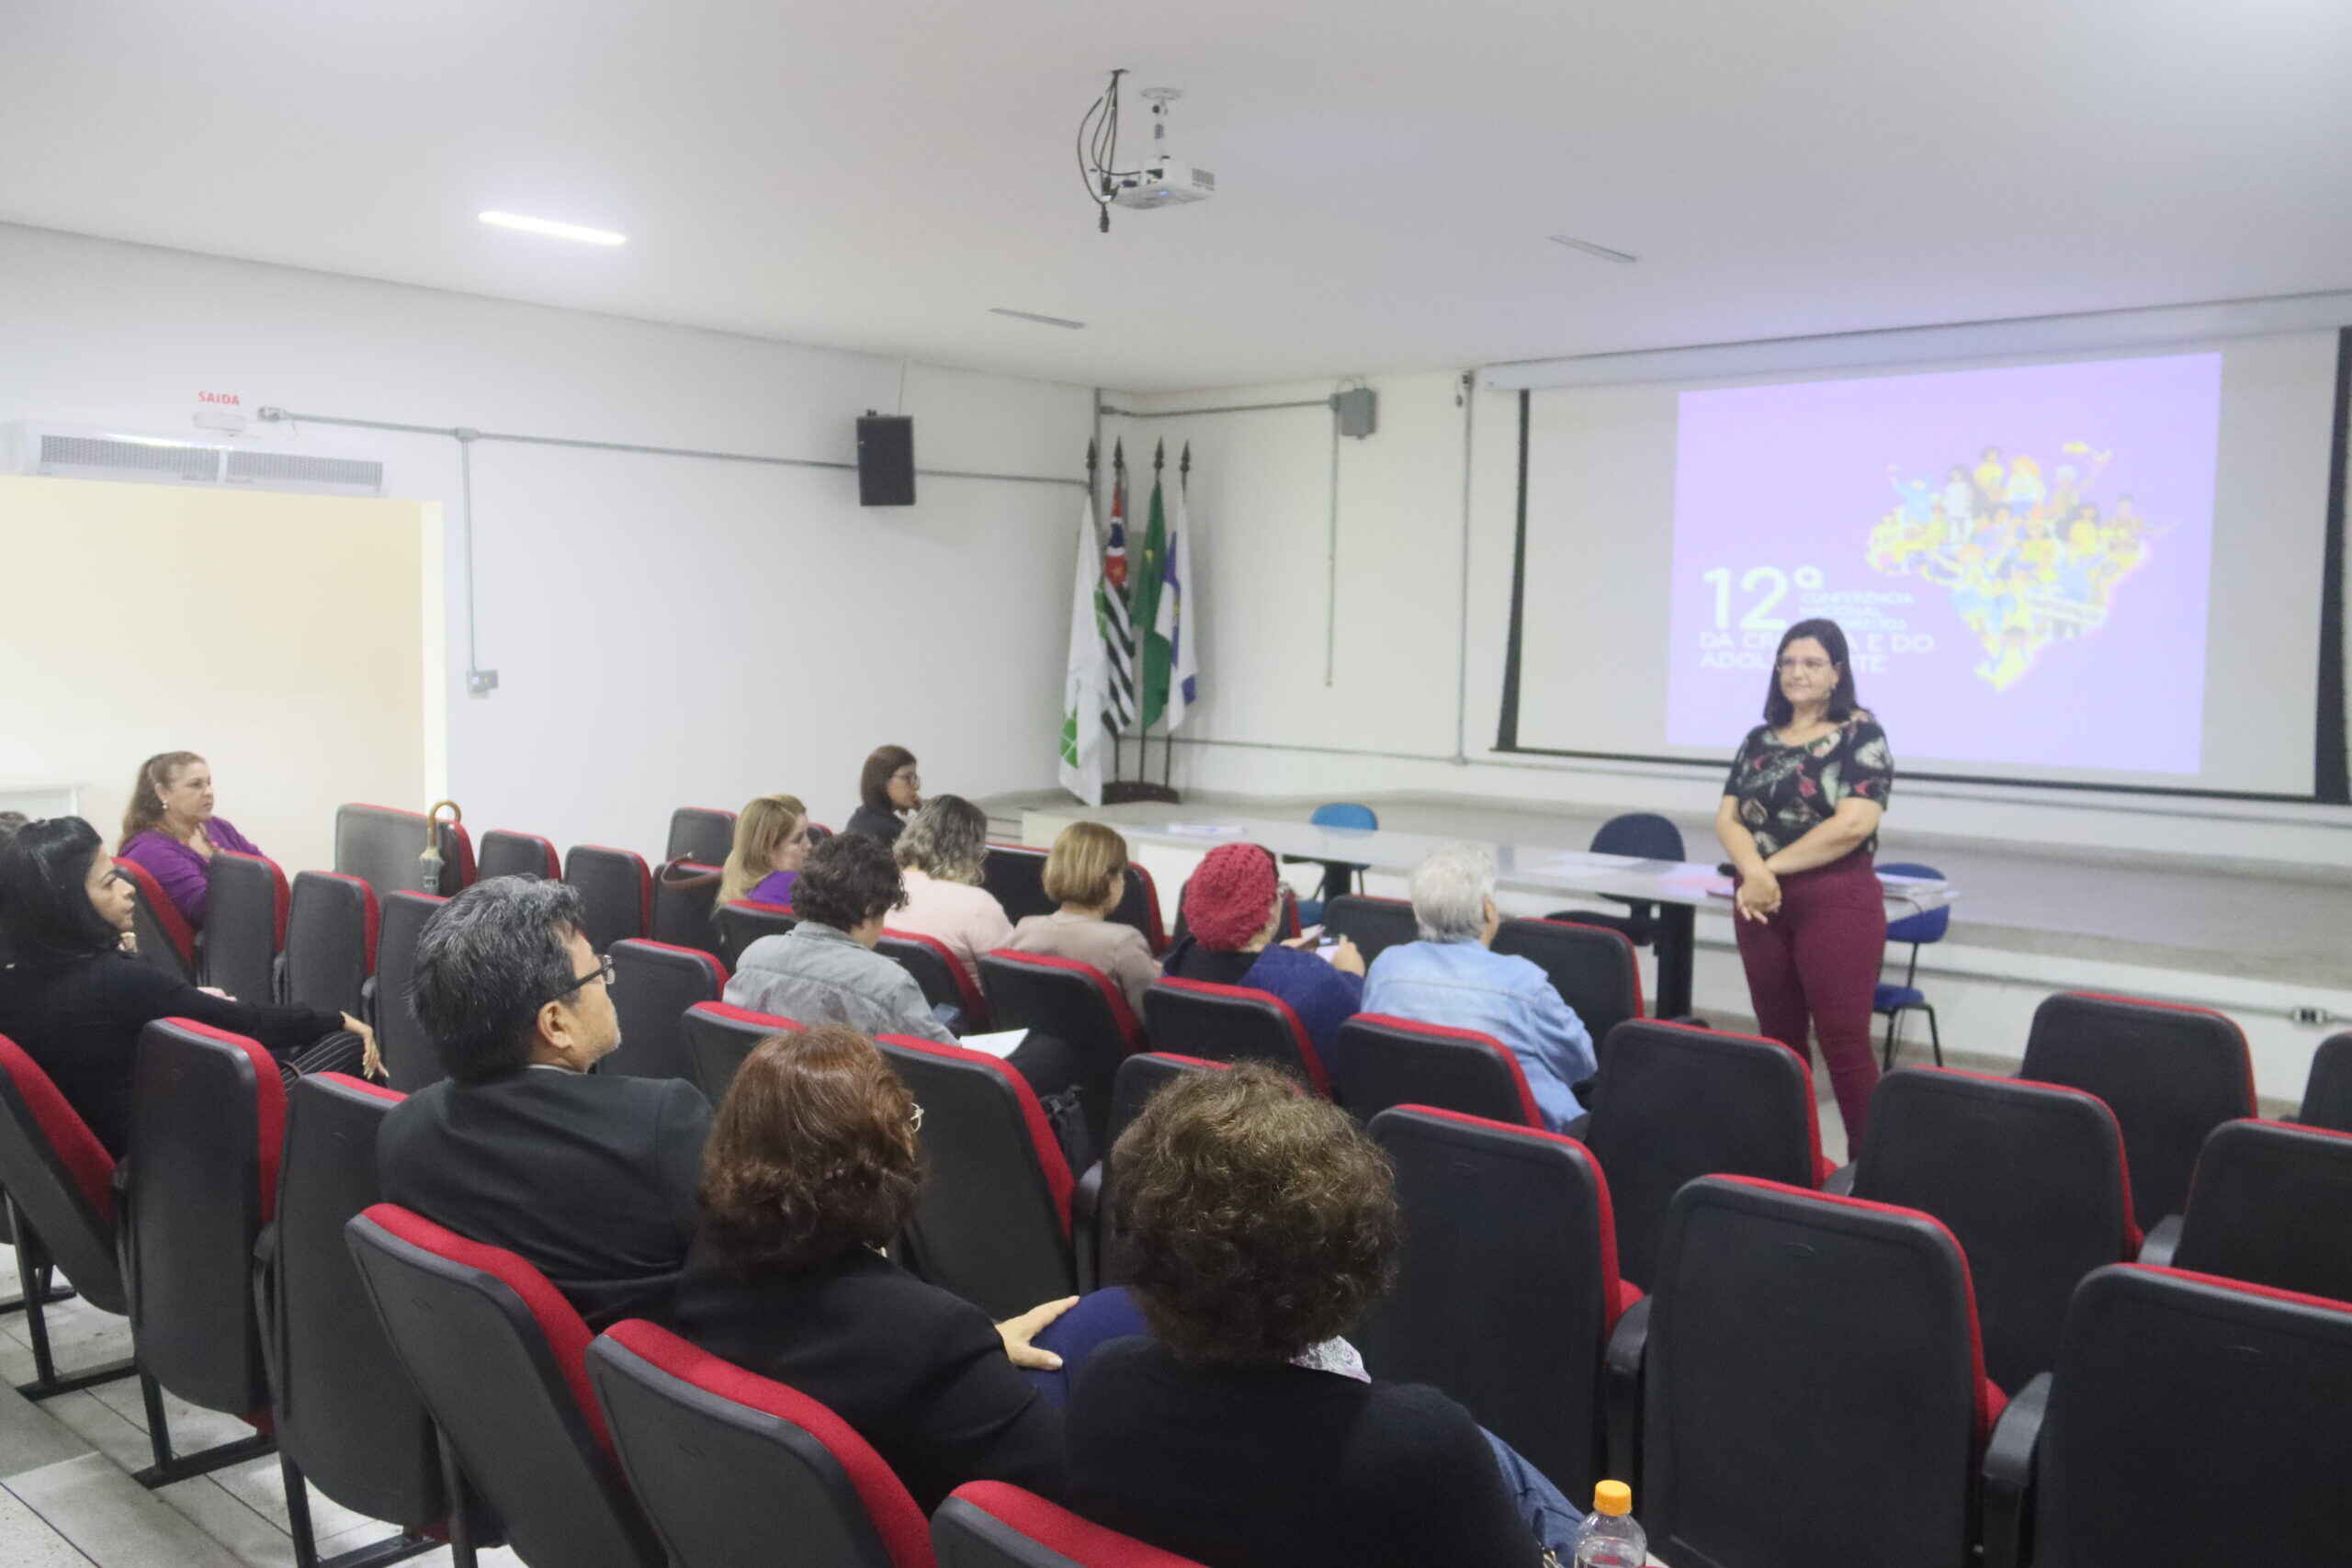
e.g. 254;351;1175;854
1080;75;1214;231
1111;159;1216;210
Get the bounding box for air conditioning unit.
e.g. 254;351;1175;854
3;421;386;498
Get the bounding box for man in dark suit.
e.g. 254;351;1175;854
378;875;711;1325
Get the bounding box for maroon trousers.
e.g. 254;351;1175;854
1733;852;1888;1146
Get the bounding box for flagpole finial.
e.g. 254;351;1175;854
1114;438;1125;468
1154;438;1165;470
1086;437;1098;476
1180;441;1192;479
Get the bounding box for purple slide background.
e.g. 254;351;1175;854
1664;353;2222;774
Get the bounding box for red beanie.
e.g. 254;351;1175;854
1184;842;1280;952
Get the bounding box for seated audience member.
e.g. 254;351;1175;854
717;793;811;908
1007;821;1160;1017
1068;1065;1572;1567
377;875;711;1326
114;750;264;928
843;744;921;845
676;1024;1089;1511
0;817;373;1155
726;832;955;1044
1162;842;1363;1060
1359;842;1594;1131
890;795;1013;987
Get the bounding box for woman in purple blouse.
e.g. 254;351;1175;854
114;750;262;928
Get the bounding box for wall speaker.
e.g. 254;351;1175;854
856;414;915;506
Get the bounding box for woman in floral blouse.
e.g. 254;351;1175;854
1714;618;1894;1145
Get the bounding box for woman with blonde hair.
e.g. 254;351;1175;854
890;795;1013;987
115;750;264;928
1005;820;1160;1016
718;794;811;908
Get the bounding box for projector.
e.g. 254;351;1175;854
1111;159;1216;210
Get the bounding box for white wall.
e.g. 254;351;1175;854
1104;364;2352;874
0;222;1095;866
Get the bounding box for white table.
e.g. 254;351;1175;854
1023;805;1955;1019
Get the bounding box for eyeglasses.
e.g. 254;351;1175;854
891;769;922;786
908;1102;925;1134
542;953;615;1006
1776;657;1833;673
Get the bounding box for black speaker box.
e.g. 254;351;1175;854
856;414;915;506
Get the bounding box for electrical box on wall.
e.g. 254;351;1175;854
1332;388;1377;439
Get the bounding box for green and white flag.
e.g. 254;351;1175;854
1133;463;1170;726
1058;491;1114;805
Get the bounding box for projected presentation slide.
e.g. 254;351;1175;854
1664;353;2223;775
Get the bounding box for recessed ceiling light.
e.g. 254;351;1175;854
478;210;628;246
1549;234;1638;265
989;307;1087;330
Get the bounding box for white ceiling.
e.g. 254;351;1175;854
4;0;2348;392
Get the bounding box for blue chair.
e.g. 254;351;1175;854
1874;861;1947;1069
1294;802;1378;924
1546;812;1683;948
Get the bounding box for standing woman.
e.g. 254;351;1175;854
1715;618;1894;1145
845;746;921;846
116;750;264;928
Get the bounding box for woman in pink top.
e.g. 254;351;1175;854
114;750;263;928
890;796;1013;987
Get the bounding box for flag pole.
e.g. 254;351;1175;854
1164;441;1189;791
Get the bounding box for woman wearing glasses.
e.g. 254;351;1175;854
845;745;922;846
1715;617;1895;1145
0;817;374;1155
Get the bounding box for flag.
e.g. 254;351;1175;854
1101;454;1137;729
1156;458;1199;728
1058;492;1114;805
1132;460;1169;726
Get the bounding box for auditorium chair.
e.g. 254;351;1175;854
880;929;989;1031
651;858;725;957
589;1319;934;1568
2020;991;2255;1224
1615;1177;2001;1567
2141;1118;2352;1301
119;1020;286;1483
1330;1014;1543;1126
978;951;1146;1145
1085;1053;1230;1285
1545;810;1684;950
334;803;475;897
663;806;738;868
475;828;561;882
1871;859;1951;1070
1983;1264;2352;1568
1360;1106;1639;1497
934;1481;1212;1567
981;842;1057;922
203;849;289;1007
1849;1068;2139;1391
875;1035;1081;1318
1320;893;1418;964
285;870;379;1019
2298;1032;2352;1133
1491;915;1646;1057
115;857;197;983
372;891;446;1092
681;1001;798;1103
259;1074;446;1567
0;1033;137;1399
1139;977;1329;1096
1582;1019;1829;1290
605;940;729;1081
1107;863;1169;954
565;843;654;953
345;1204;662;1568
714;898;797;967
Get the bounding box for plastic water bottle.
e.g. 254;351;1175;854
1572;1480;1646;1567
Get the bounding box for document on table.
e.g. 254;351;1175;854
1165;822;1247;837
956;1028;1031;1059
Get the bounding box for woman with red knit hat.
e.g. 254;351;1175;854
1163;842;1365;1063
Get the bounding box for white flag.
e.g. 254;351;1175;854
1157;468;1201;730
1058;493;1113;805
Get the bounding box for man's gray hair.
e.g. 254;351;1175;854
409;874;588;1083
1408;842;1496;943
894;794;989;886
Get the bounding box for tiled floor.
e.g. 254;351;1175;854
0;1257;520;1568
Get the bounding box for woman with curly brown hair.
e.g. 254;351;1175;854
673;1023;1084;1512
1068;1064;1573;1568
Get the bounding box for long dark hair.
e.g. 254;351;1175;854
858;745;916;814
0;818;124;967
1762;618;1860;728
